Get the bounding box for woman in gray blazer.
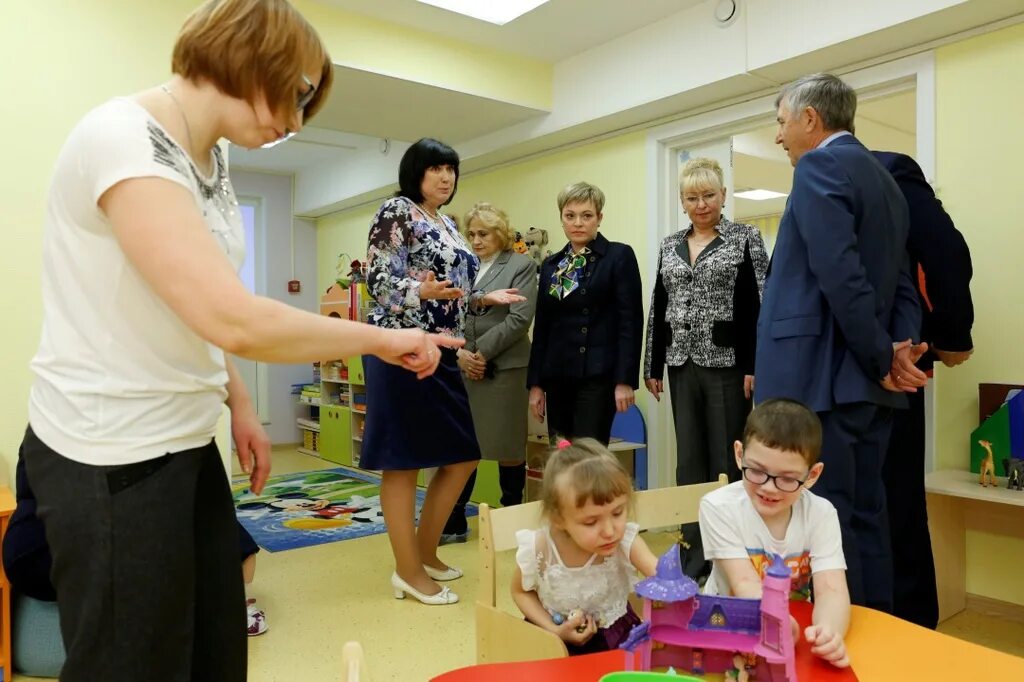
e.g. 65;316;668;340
442;203;538;543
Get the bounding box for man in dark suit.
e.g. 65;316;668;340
874;150;974;628
754;74;928;611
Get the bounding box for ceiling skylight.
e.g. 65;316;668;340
734;189;788;201
416;0;550;25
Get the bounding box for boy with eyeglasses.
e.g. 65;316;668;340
698;398;850;668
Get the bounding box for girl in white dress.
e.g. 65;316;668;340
512;438;659;655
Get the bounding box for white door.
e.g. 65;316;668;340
233;200;269;436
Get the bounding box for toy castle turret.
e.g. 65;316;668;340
621;547;797;681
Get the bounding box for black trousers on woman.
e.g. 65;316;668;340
544;375;617;446
669;360;748;579
23;427;246;682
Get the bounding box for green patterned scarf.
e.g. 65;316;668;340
549;247;591;299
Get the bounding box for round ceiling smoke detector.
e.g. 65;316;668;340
714;0;739;27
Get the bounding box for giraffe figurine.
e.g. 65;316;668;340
978;440;998;487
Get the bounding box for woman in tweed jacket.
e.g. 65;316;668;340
643;157;768;578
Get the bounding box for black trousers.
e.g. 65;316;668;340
882;389;938;628
817;404;894;612
544;376;617;446
669;361;748;578
22;427;246;682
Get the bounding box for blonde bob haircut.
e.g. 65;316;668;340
540;438;634;520
557;182;606;214
463;202;514;251
679;157;725;195
172;0;334;121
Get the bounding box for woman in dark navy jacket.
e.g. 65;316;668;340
527;182;643;445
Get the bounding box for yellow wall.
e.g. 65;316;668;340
317;204;380;287
292;0;551;110
318;132;650;292
0;0;203;483
934;23;1024;605
745;214;783;253
0;0;552;484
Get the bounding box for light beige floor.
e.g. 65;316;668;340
13;447;1024;680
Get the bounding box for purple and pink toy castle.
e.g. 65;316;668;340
620;546;796;681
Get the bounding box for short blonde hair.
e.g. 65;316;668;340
463;202;514;250
173;0;333;121
679;157;724;195
540;438;634;519
557;182;605;214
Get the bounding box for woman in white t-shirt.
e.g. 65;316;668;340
21;1;462;680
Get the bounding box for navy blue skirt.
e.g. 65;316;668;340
360;349;481;470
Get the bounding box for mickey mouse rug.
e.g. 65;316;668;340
232;467;478;552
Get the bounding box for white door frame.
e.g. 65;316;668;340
236;195;271;424
643;52;937;489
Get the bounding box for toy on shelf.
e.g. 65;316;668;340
1005;459;1024;491
978;440;997;487
334;252;367;289
971;388;1024;482
620;546;796;681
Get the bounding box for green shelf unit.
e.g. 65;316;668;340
319;404;352;465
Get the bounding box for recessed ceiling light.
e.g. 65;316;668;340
734;189;788;200
416;0;549;25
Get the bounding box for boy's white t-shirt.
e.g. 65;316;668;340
28;98;245;466
699;481;846;601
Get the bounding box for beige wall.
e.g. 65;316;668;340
0;0;202;483
934;23;1024;605
318;132;650;294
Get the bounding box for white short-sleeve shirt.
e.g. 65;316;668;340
515;522;640;627
699;481;846;601
28;98;245;466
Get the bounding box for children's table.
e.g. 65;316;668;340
432;602;1024;681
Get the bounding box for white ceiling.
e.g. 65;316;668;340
313;65;547;143
230;127;377;174
229;64;548;173
318;0;704;61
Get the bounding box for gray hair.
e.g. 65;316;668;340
557;182;605;213
775;73;857;134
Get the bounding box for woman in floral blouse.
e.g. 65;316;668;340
362;138;523;607
643;157;769;579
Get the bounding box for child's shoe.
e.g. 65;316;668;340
246;598;268;636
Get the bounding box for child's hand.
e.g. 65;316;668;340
551;611;598;646
804;624;849;668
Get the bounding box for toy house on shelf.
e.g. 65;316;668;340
970;387;1024;489
621;547;796;681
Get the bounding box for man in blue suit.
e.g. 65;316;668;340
754;74;928;611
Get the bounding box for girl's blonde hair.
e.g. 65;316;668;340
540;438;634;519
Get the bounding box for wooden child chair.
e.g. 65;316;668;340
475;474;729;665
340;641;368;682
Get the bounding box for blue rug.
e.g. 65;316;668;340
232;467;477;552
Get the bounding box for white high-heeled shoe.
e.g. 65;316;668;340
391;572;459;605
423;564;463;581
